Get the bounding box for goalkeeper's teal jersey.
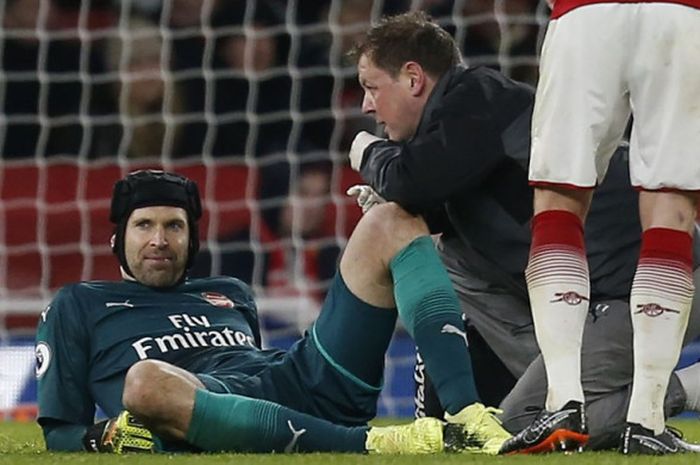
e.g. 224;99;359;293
35;276;281;426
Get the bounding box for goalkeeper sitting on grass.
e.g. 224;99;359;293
35;169;510;454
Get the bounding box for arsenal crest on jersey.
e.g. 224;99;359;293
201;292;235;308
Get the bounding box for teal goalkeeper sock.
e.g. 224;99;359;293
185;389;368;453
390;236;480;414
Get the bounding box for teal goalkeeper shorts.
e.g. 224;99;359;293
196;272;398;426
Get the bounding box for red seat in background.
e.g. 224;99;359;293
179;163;256;239
45;164;80;203
5;251;42;292
2;207;38;246
1;165;39;200
48;252;84;289
90;253;122;281
85;165;123;200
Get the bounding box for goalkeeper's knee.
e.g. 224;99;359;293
83;410;154;453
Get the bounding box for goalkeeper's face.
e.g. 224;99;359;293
123;206;190;287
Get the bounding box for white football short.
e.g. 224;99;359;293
529;3;700;191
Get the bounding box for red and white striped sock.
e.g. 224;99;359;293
526;210;589;411
627;228;694;434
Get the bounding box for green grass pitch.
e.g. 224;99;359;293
2;419;700;465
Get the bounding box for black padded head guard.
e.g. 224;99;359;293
110;170;202;279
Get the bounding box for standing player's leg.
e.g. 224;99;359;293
623;191;696;448
500;187;595;455
527;188;593;408
620;3;700;453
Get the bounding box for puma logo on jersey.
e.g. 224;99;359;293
441;323;468;347
40;305;52;322
284;420;307;453
105;300;134;308
589;303;610;323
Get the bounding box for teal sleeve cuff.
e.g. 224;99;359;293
43;421;88;451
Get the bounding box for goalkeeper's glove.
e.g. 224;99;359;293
83;410;154;453
346;184;386;213
349;131;384;171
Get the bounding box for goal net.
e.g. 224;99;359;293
0;0;549;418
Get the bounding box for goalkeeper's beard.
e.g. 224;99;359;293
125;254;187;288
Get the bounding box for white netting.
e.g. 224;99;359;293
0;0;549;416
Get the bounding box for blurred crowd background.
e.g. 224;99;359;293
2;0;547;161
0;0;549;334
